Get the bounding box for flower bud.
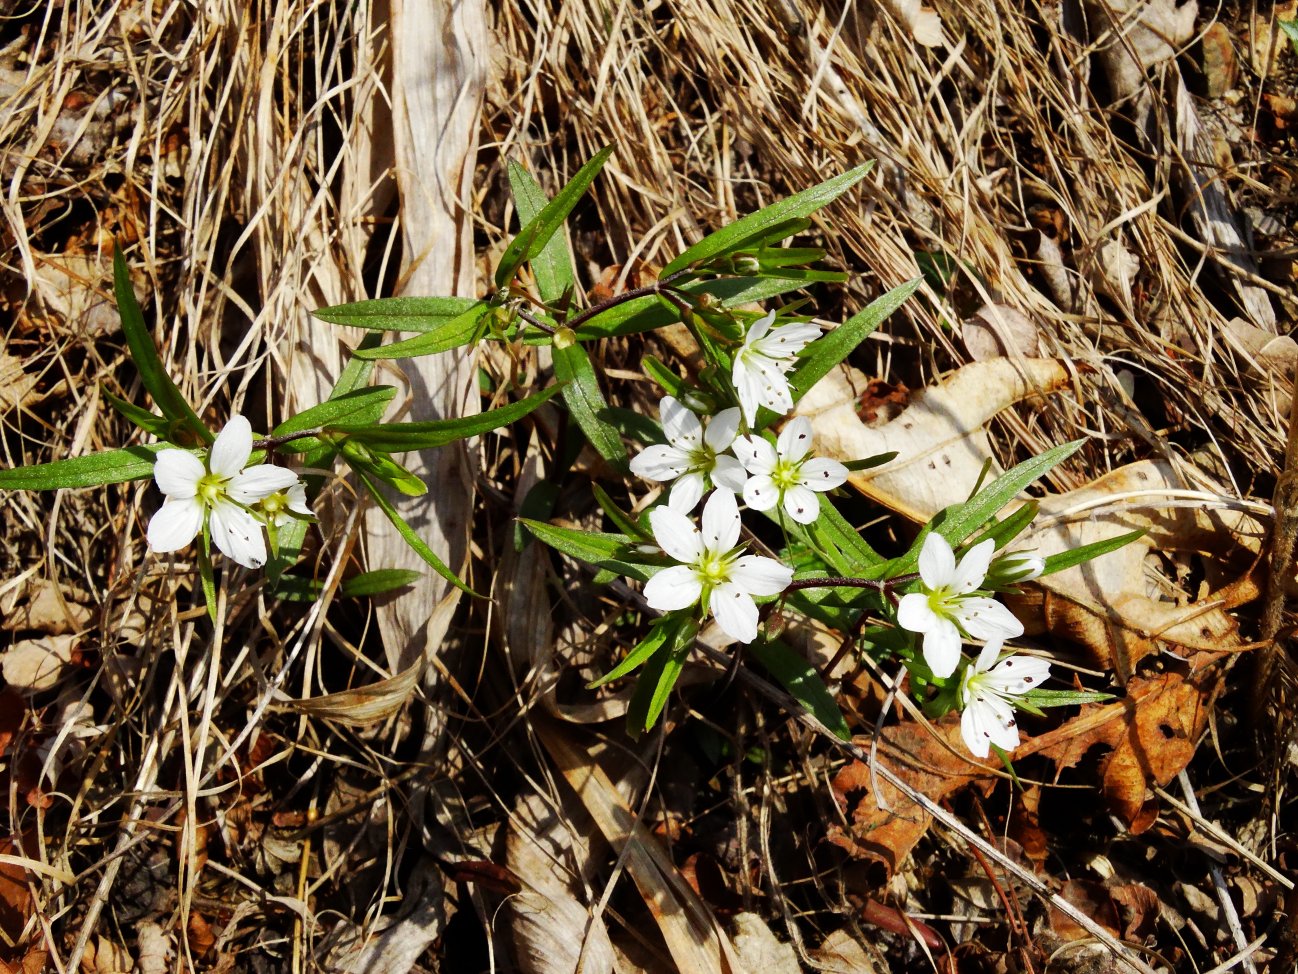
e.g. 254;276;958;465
553;326;577;349
732;255;761;274
695;291;720;309
987;550;1045;586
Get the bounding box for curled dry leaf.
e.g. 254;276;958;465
731;913;800;974
827;720;993;877
811;929;880;973
961;303;1040;360
2;636;75;693
273;659;423;726
1026;670;1221;831
0;578;92;636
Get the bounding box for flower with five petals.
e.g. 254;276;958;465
147;416;300;569
629;397;748;511
643;490;793;643
733;416;848;525
958;640;1050;758
895;533;1024;678
731;310;822;426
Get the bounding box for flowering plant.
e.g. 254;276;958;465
0;151;1129;758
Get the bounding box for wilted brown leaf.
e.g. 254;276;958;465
828;721;993;876
1029;670;1221;831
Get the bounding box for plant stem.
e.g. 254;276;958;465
563;268;694;332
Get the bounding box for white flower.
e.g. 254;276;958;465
259;482;314;529
643;490;793;643
733;416;848;525
895;533;1025;679
629;397;748;511
959;640;1050;758
731;310;822;426
146;415;300;569
987;549;1045;585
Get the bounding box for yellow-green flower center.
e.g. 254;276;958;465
696;551;732;586
261;492;289;517
770;459;800;491
196;472;230;506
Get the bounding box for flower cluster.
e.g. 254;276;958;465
147;416;311;570
626;308;1048;756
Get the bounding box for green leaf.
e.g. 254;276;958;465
604;407;665;447
102;389;173;439
661;164;874;276
589;614;687;688
114;247;211;445
747;639;850;740
788;278;921;402
934;440;1083;552
272;386;398;454
806;497;883;573
312;295;481;332
342;441;427;496
0;444;167;490
520;518;659;582
641;356;686;399
507;161;576;303
350;302;489;360
1040;529;1144;577
266;517;309;587
330;333;381;398
496;146;614;288
1018;687;1114;710
842;452;898;472
354;470;477;595
1279;17;1298;55
592;483;650;540
513;480;561;551
341;568;423;598
964;500;1039;553
553;342;628;469
627;621;695;736
331;383;562;452
574;276;807;340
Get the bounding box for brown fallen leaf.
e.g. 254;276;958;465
827;720;993;877
1027;670;1221;831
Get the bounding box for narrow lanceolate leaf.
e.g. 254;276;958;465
354;470;477;596
312;295;481;332
1040;529;1144;577
576;276;806;340
553;342;628;469
113;247;211;445
788;278;921;401
350;302;488;360
341;441;427;497
330;383;562;452
592;483;651;541
589;613;686;688
806;497;884;573
330;333;382;399
272;386;398;454
661;164;874;276
102;388;173;439
746;640;851;741
495;146;614;288
0;445;166;490
937;440;1084;551
519;519;659;582
507;161;575;303
340;568;424;598
627;619;697;736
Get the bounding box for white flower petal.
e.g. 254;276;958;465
701;489;741;553
711;455;748;493
152;450;205;498
630;444;692;482
961;701;994;758
755;321;821;357
922;619;964;679
782;484;819;524
730;555;793;597
644;565;703;611
746;310;777;343
209;415;254;478
667;472;706;513
228;464;299;503
733;365;763;427
777;416;815;463
957;597;1024;641
733;435;777;475
209;501;267;569
985;655;1051;695
962;691;1020;756
704;407;741;452
971;639;1003;676
649;506;704;563
757;370;794;418
742;475;779;512
798;457;848;492
710;584;759;643
896;593;937;634
917;533;957;589
146;498;204;553
952;538;996;593
286;483;313;516
660;396;702;448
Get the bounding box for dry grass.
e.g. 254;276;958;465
0;0;1295;971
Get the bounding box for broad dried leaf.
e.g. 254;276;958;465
827;720;992;876
0;578;92;636
276;660;422;726
2;636;74;692
1029;670;1220;831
